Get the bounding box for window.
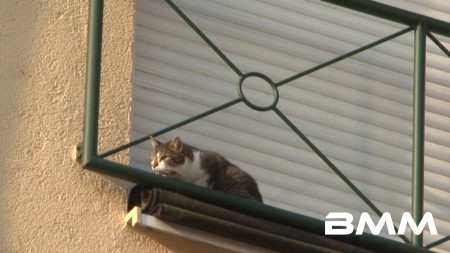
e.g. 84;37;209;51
83;0;450;252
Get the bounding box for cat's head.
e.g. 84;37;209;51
150;136;189;176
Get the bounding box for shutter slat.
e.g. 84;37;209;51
132;1;450;250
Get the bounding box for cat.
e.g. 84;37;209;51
150;136;263;202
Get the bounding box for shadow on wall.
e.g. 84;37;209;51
0;0;89;251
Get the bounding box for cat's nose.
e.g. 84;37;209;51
153;164;164;172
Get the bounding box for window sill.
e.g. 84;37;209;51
124;206;274;253
125;187;375;253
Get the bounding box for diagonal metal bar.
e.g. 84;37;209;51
427;31;450;58
424;235;450;249
272;106;410;243
99;97;243;158
276;26;413;87
165;0;244;77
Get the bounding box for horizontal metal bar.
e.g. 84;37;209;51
84;157;431;253
276;26;413;87
87;158;321;227
321;0;450;37
99;97;243;158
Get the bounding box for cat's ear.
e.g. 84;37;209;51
150;137;160;148
170;136;184;151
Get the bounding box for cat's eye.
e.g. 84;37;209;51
173;156;183;164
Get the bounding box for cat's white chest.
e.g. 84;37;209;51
177;151;209;187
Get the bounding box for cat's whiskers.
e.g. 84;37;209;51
153;161;177;176
155;169;178;176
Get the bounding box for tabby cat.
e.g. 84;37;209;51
150;136;262;202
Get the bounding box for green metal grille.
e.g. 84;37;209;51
82;0;450;251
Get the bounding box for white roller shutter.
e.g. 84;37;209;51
130;0;450;251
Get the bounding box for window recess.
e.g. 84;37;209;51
82;0;450;252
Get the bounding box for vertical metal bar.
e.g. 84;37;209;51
412;22;426;247
82;0;103;165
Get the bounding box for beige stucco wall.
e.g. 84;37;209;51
0;0;230;252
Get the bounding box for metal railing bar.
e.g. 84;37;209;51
275;26;413;87
427;32;450;58
411;22;426;247
321;0;450;37
99;97;243;158
82;0;104;165
81;0;448;250
86;157;431;252
164;0;244;78
424;235;450;249
272;106;410;243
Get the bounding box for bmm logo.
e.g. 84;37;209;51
325;212;438;235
